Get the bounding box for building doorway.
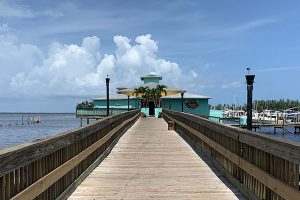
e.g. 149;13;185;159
149;101;155;116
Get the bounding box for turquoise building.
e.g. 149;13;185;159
161;93;210;116
90;74;210;117
92;94;138;109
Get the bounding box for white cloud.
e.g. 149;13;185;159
221;81;242;89
38;9;64;17
0;24;10;32
256;66;300;72
233;18;277;32
203;63;210;70
190;70;198;78
8;34;201;97
0;33;44;92
0;1;34;18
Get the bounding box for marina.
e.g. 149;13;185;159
1;1;300;199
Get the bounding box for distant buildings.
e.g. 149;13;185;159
90;74;210;117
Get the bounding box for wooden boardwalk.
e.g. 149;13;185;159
69;118;245;200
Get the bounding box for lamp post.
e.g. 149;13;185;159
181;91;185;112
127;95;130;111
106;75;110;116
245;68;255;130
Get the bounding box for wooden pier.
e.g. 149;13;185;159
0;109;299;200
69;118;244;199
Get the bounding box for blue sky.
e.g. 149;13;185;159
0;0;299;112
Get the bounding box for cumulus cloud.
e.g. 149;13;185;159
6;34;199;97
0;33;44;92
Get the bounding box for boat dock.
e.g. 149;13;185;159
0;109;299;200
233;123;300;134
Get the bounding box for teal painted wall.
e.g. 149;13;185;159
93;99;139;109
162;99;209;116
143;77;160;84
141;108;162;117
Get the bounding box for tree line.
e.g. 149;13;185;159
76;101;94;109
211;99;300;112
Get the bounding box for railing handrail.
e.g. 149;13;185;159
0;109;139;177
164;109;300;164
163;109;300;200
0;109;140;199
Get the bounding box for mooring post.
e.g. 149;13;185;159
245;68;255;131
80;118;82;127
127;95;130;111
181;91;185;112
87;118;89;125
106;75;110;116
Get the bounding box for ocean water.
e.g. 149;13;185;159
0;113;88;150
0;112;299;150
254;126;300;142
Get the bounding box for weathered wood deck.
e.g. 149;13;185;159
69;118;245;199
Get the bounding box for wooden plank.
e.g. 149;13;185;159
165;113;300;200
57;115;138;200
69;118;245;200
11;112;140;200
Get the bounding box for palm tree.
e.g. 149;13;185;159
133;86;149;107
133;85;168;108
155;85;167;107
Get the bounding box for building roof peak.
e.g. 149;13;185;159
140;74;162;80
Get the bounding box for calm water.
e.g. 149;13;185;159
0;112;299;150
0;113;88;149
255;126;300;142
209;110;300;143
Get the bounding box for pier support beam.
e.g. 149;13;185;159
106;75;110;116
245;69;255;130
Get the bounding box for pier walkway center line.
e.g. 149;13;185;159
69;118;245;199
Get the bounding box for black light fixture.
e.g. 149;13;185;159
106;75;110;116
245;68;255;130
181;91;186;112
127;95;130;111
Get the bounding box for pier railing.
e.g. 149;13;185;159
76;108;135;117
163;109;300;200
0;109;140;200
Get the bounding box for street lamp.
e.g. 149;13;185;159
181;91;186;112
245;68;255;130
106;75;110;116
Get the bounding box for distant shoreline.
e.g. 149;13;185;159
0;112;75;114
